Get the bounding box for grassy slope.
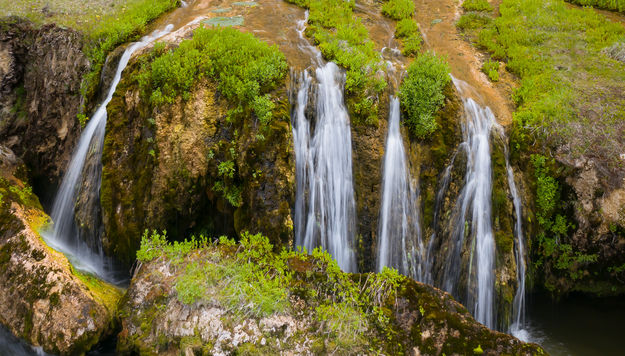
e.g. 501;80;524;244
566;0;625;13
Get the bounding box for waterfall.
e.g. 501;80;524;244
42;25;174;282
292;63;357;272
433;77;496;329
377;96;424;280
508;163;527;338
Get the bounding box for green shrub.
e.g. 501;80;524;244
395;18;418;38
567;0;625;13
139;27;287;126
399;52;451;138
456;12;492;30
462;0;494;12
402;34;422;56
481;59;500;81
382;0;416;20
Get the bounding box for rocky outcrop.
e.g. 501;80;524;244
0;145;121;355
100;55;294;267
0;17;89;196
117;233;545;355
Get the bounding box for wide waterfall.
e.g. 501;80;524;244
377;96;424;280
292;63;357;272
43;25;174;283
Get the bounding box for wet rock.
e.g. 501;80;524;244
101;54;294;267
0;17;89;193
117;239;544;355
0;146;121;355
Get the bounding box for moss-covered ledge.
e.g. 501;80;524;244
0;146;122;355
117;230;545;355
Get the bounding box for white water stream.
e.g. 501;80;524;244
377;96;424;280
42;25;174;283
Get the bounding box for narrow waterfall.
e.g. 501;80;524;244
508;163;527;337
43;25;174;282
377;96;424;280
292;63;357;272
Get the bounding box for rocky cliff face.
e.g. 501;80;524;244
117;233;544;355
0;18;89;197
100;54;294;267
0;145;121;355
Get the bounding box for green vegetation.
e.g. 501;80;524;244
531;155;598;286
391;14;422;56
139;26;287;126
475;0;625;170
381;0;415;20
457;12;492;30
136;229;408;352
481;59;500;81
398;52;451;138
462;0;494;12
285;0;386;124
567;0;625;13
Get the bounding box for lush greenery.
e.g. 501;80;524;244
285;0;386;124
475;0;625;170
136;229;408;352
457;12;493;30
138;27;287;124
482;59;500;81
388;8;422;56
398;52;451;138
462;0;494;12
530;155;599;287
381;0;415;20
567;0;625;13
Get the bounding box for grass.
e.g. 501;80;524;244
473;0;625;173
285;0;387;124
566;0;625;13
389;9;422;56
398;52;451;138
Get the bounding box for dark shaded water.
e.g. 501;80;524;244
520;293;625;356
0;325;46;356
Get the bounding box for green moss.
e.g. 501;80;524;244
566;0;625;14
71;268;123;313
462;0;493;12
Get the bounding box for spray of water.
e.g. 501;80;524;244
42;25;174;283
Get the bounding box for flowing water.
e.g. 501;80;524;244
377;97;424;280
42;24;174;283
425;76;497;329
292;63;357;272
508;163;527;334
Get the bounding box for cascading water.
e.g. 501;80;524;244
292;63;357;272
292;12;357;272
508;163;527;338
377;96;424;280
43;24;174;283
427;76;497;329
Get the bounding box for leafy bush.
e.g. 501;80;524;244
395;18;418;38
399;52;451;138
456;12;492;30
481;59;499;81
462;0;494;12
382;0;416;20
139;27;287;126
567;0;625;13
